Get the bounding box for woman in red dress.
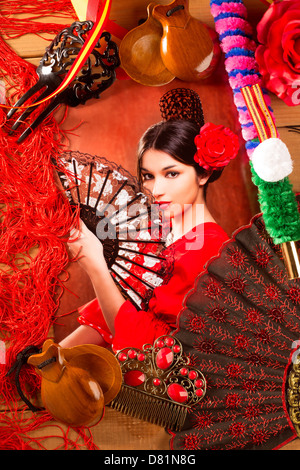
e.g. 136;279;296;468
60;117;238;352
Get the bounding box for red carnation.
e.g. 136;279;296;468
256;0;300;106
194;123;239;171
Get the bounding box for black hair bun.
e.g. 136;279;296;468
159;88;205;128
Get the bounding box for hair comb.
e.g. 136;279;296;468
110;335;206;431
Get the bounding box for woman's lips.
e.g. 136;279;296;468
155;201;171;211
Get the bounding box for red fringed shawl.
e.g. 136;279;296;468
0;3;98;450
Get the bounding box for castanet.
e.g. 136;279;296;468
119;2;175;86
28;339;122;427
153;0;220;82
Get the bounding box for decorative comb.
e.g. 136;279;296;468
110;335;206;431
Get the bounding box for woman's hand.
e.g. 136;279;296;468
67;220;106;274
67;219;125;336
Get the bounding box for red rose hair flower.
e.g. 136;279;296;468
194;122;239;171
256;0;300;106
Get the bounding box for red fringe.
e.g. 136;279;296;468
0;0;75;39
0;3;97;450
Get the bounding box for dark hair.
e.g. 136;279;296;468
137;119;222;186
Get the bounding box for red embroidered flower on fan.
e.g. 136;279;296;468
243;405;263;419
195;338;217;354
225;273;247;294
181;433;202;450
255;329;272;344
242;378;260;393
288;286;300;304
227;247;248;268
204;279;223;299
226;363;244;379
193;411;214;429
246;353;266;366
194;123;239;171
225;393;242;409
207;305;229;323
229;422;246;437
251;430;271;446
185;312;207;333
252;245;272;268
264;285;280;301
246;308;262;325
267;306;285;323
234;334;250;350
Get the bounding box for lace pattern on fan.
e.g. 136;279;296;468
56;151;173;310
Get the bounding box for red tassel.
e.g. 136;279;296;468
0;8;97;448
0;0;75;38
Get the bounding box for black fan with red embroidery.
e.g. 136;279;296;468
56;150;172;310
171;197;300;450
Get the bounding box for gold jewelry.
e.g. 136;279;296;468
287;349;300;437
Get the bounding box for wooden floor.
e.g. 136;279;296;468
2;0;300;450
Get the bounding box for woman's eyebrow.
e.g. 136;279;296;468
162;165;177;171
140;165;177;172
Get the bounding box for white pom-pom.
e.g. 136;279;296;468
250;138;293;182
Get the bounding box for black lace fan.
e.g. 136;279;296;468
56;151;171;310
171;196;300;451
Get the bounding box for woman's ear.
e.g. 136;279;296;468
198;170;213;187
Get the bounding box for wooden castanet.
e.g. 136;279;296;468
28;339;122;427
152;0;220;82
119;2;175;86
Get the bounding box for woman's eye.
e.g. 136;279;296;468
142;173;153;181
166;171;179;178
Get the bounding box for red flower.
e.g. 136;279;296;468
226;363;244;379
246;308;262;325
234;334;250;350
226;274;247;294
251;430;271;446
186;313;206;333
225;393;242;409
267;307;285;323
246;353;265;367
227;248;248;268
205;279;222;298
208;306;229;323
256;0;300;106
193;411;213;429
256;329;272;344
242;379;260;393
252;246;272;268
288;286;300;304
229;422;246;437
244;405;263;420
194;123;239;171
195;338;217;354
182;433;202;450
264;285;280;301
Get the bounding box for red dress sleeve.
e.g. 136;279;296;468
77;223;229;351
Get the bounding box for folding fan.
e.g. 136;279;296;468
55;150;171;310
171;196;300;450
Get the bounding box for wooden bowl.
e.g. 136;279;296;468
119;3;175;87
